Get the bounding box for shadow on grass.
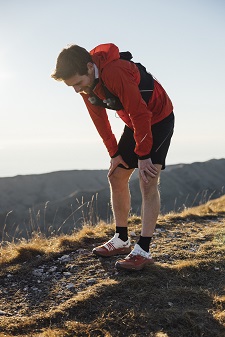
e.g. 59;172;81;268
1;255;224;337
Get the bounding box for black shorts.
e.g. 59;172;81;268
118;112;174;170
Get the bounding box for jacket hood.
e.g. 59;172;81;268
90;43;120;72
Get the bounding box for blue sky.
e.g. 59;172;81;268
0;0;224;177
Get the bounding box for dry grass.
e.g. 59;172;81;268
162;194;225;220
0;196;225;337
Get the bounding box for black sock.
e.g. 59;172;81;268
137;236;152;252
116;226;128;242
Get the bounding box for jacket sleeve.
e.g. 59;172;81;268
81;93;118;157
102;62;153;158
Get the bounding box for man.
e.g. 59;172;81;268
51;43;174;271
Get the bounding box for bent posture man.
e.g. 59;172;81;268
52;43;174;271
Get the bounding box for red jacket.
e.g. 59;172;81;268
81;43;173;158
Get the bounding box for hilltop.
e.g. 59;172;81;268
0;195;225;337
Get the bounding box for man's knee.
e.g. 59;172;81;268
140;176;160;197
108;172;120;188
108;168;132;188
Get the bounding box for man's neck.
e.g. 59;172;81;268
93;63;99;79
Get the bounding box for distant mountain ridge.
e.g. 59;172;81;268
0;158;224;240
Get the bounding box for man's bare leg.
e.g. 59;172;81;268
108;167;134;228
115;164;162;270
139;164;162;237
92;167;134;257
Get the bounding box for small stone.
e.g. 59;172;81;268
76;248;86;254
86;278;96;285
58;255;71;262
32;287;39;291
66;283;75;289
188;248;197;252
0;310;11;316
32;269;44;277
49;266;57;273
168;302;173;307
63;272;72;277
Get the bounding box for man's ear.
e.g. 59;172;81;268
87;62;94;74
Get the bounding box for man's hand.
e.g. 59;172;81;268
138;158;158;183
108;155;129;177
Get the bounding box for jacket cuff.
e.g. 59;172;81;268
138;154;151;160
111;150;120;158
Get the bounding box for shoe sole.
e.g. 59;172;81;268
115;259;154;271
92;247;131;257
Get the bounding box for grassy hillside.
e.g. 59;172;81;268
0;196;225;337
1;159;225;241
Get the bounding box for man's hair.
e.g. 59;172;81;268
51;45;92;81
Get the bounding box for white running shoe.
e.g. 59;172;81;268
92;233;131;257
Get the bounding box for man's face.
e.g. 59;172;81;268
64;62;95;94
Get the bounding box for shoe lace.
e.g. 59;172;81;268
104;234;122;250
103;235;129;250
126;248;149;259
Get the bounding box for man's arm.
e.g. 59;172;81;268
81;93;119;157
